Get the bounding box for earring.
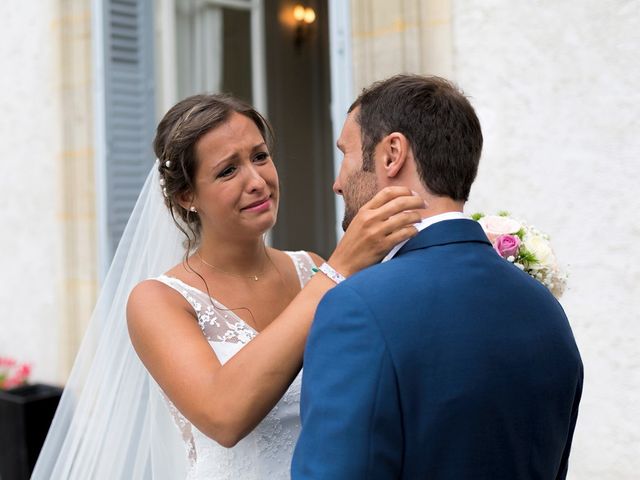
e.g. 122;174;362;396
189;206;197;213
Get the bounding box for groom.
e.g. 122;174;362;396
291;75;583;479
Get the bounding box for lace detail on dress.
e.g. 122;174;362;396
159;276;257;345
287;250;315;288
154;251;316;479
163;395;197;465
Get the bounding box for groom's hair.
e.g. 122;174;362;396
349;74;483;202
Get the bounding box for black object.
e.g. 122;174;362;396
0;383;63;480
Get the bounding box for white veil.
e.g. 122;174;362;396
32;165;189;479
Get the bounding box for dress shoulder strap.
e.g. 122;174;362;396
154;274;186;292
152;275;214;314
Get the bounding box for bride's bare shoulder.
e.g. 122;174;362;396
127;275;190;326
128;278;170;302
128;257;194;306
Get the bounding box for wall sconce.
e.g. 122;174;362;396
293;4;316;49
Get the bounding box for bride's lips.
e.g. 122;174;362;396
241;196;272;213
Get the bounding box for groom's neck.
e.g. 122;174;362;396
391;180;464;219
420;195;464;216
383;172;464;219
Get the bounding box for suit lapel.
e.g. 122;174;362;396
396;219;492;258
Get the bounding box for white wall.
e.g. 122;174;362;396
453;0;639;477
0;1;63;383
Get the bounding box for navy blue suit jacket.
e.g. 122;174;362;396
292;219;582;479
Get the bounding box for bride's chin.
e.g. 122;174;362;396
264;216;278;234
253;214;277;236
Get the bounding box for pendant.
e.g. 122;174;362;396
253;275;259;281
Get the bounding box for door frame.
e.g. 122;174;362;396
328;0;353;241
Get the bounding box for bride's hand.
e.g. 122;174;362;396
328;187;425;277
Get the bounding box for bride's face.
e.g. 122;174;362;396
190;112;279;239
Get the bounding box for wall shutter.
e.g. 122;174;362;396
102;0;156;258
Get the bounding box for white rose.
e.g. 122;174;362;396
477;215;522;243
524;234;555;269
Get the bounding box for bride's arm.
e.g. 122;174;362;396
127;187;423;447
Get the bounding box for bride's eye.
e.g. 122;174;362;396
218;165;236;178
253;152;269;163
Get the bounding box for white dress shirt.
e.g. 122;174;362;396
381;211;468;263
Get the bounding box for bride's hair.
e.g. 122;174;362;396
153;94;274;249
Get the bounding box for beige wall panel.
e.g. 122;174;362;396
56;0;98;379
350;0;452;93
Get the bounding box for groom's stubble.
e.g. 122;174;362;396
341;168;378;231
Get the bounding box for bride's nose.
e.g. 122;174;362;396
245;165;267;192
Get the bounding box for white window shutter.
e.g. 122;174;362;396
102;0;156;258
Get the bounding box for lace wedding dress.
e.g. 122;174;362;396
154;251;315;479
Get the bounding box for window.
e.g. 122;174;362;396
95;0;156;274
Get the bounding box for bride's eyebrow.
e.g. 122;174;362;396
209;152;239;174
207;142;267;174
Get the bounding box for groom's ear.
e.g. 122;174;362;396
380;132;409;179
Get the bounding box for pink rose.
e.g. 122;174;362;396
493;234;520;259
478;215;522;243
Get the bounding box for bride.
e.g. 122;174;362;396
32;93;422;479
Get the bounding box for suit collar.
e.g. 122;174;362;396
382;212;467;262
395;219;492;257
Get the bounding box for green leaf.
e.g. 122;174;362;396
471;212;485;221
515;228;526;239
518;247;538;266
498;210;510;217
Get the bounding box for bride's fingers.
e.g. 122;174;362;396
352;194;423;232
329;188;425;275
381;225;420;249
362;186;417;210
380;209;422;235
358;209;420;253
371;195;424;223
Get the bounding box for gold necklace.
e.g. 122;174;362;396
196;251;267;281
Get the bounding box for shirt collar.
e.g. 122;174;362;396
381;211;468;263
